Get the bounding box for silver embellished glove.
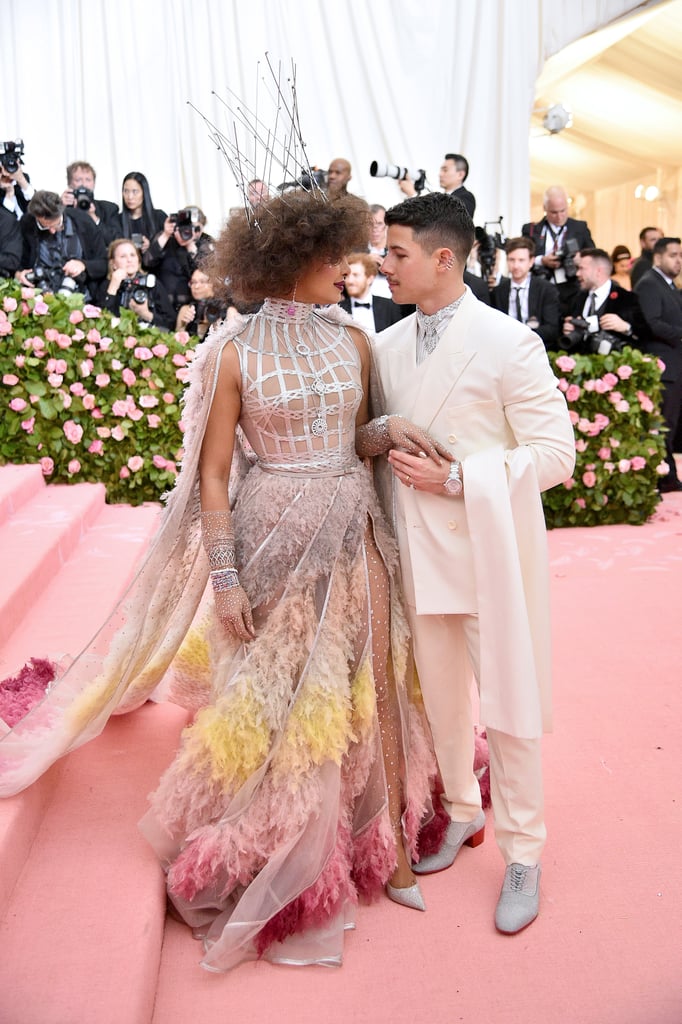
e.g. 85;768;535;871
200;510;254;640
355;414;451;462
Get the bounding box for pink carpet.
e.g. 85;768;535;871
0;473;680;1024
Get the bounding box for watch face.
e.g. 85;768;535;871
445;478;463;495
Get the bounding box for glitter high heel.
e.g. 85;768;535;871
385;880;426;911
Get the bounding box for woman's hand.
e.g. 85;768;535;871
386;415;452;463
129;296;154;322
107;267;128;294
176;303;195;329
214;586;255;641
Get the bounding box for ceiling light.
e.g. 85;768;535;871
542;104;572;134
644;185;660;201
634;184;644;199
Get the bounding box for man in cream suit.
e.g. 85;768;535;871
375;192;575;933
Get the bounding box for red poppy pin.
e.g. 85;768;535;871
609;291;618;300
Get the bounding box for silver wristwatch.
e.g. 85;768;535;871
443;460;463;496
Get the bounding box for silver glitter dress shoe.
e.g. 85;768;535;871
494;863;541;934
412;809;486;875
386;881;426;912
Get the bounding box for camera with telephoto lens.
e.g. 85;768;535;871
169;207;200;241
120;273;156;308
370;161;427;194
0;139;24;174
563;315;623;355
26;265;79;296
194;298;224;324
72;186;95;211
475;219;506;277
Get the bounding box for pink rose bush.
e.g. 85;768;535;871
543;347;667;527
0;279;194;503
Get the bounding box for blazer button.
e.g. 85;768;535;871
448;520;457;530
448;433;457;443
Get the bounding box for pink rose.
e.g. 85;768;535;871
555;355;576;372
140;368;152;379
128;408;143;421
582;471;596;487
119;466;130;479
602;373;618;388
95;374;111;387
21;288;35;300
637;391;654;413
175;330;190;345
56;334;73;349
47;374;63;387
617;365;633;380
656;358;666;373
575;498;586;509
60;393;72;409
69;310;84;324
111;359;123;370
139;394;159;408
577;417;591;433
96;427;111;438
127;455;144;472
98;336;112;351
0;319;12;336
70;382;86;396
86;328;101;344
88;440;104;455
172;353;187;367
40;457;54;476
598;447;611;459
3;373;19;385
604;462;615;472
122;368;137;386
67;459;81;475
583;379;595;392
563;478;575;490
83;304;101;318
594;379;608;394
14;355;25;368
44;328;59;342
71;329;84;341
21;417;35;433
147;414;161;428
152;344;169;358
111;425;125;441
9;397;27;412
90;408;103;419
565;384;581;402
162;392;175;404
82;394;96;410
33;300;49;315
79;359;93;377
63;420;84;444
575;439;588;453
175;368;190;383
134;346;154;361
3;296;17;312
657;461;670;476
557;378;568;392
631;456;647;471
84;344;97;357
609;437;621;449
30;394;40;404
112;399;131;417
615;400;630;413
618;459;632;473
152;454;167;469
124;336;136;349
568;410;579;425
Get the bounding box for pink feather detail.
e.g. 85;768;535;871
0;658;58;726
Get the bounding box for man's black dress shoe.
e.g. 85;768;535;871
659;479;682;493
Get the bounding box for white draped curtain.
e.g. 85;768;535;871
1;0;643;238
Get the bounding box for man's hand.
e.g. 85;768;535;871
541;253;561;269
398;176;417;198
562;316;574;336
61;189;76;207
388;448;458;494
63;259;86;279
599;313;630;334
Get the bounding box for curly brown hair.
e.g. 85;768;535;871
211;191;370;302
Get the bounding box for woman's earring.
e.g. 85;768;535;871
287;281;298;315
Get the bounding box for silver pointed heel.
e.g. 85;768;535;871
386;880;426;911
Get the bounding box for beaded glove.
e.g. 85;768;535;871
355;414;452;462
200;510;254;640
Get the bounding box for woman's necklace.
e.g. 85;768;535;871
264;299;330;436
294;328;328;436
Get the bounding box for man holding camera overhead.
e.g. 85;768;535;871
522;185;594;317
60;161;120;244
397;153;476;219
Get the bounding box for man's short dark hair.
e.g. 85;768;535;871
638;225;659;243
505;236;535;258
385;192;475;266
653;236;681;256
444;153;469;181
579;247;612;270
28;190;63;221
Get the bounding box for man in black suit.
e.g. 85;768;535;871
16;190;108;299
561;247;649;354
0;204;22;278
60;161;119;244
341;252;407;331
492;237;560;349
630;226;663;289
522;185;594;317
634;237;682;491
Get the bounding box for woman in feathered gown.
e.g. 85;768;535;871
0;190;445;971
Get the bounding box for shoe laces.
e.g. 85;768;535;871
508;864;528;891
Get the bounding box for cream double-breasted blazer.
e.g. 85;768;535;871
374;288;576;737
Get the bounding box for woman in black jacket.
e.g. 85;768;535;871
97;237;175;331
115;171;166;255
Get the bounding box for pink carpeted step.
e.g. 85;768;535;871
0;464;46;527
0;481;110;645
0;701;189;1024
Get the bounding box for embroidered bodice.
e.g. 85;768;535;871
232;299;363;475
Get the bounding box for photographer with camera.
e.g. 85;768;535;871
143;205;215;311
561;247;649;355
396;153;476;218
16;190;107;299
0;139;34;220
0;205;22;278
115;171;166;255
175;267;231;340
522;186;594;317
96;238;175;331
60;161;119;244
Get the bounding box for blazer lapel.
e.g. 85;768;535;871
411;291;477;431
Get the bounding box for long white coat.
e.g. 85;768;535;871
374;289;576;738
